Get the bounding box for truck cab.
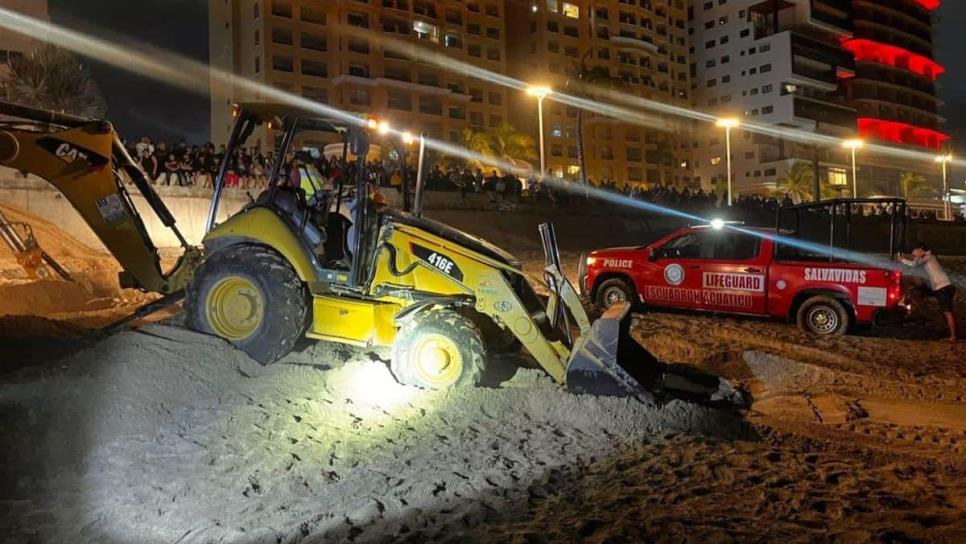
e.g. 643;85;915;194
580;223;904;335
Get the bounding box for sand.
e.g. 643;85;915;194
1;202;965;543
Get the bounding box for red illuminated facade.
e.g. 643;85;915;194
857;118;949;150
912;0;939;10
844;0;946;150
840;39;944;81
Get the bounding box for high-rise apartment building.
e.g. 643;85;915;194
0;0;48;62
691;0;858;195
839;0;947;194
692;0;948;197
210;0;509;152
506;0;694;186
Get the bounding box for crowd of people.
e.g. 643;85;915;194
124;136;964;222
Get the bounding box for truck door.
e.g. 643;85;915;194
700;230;768;315
641;230;713;310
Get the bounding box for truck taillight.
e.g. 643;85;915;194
885;270;902;303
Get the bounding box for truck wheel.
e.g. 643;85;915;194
797;296;850;336
186;245;308;364
595;278;636;311
391;309;486;389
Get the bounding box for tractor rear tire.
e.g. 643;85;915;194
796;296;850;336
186;244;308;365
391;309;486;389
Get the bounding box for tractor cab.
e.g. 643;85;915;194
207;103;383;290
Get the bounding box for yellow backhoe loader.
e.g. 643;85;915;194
0;101;737;404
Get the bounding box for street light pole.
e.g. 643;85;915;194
413;133;427;218
937;153;953;221
527;85;553;180
715;118;740;206
724;125;733;206
850;146;857;198
842;139;863;198
537;94;546;179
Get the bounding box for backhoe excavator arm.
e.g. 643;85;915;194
0;101;200;294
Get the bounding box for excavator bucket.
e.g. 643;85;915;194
565;303;659;403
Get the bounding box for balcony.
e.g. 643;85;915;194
793;96;856;128
611;35;659;53
809;0;853;34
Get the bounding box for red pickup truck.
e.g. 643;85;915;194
578;225;904;335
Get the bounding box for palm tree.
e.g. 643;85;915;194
489;122;536;167
899;171;934;198
460;128;495;173
775;161;825;203
565;50;624;185
0;45;106;118
774;161;835;203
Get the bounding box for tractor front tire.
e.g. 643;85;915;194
391;309;486;389
186;245;308;365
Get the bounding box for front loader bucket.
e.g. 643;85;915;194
566;303;660;403
566;303;748;407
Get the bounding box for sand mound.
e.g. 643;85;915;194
0;202;155;326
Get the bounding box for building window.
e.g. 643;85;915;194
705;40;715;49
413;20;439;42
388;89;412;110
707;78;717;87
721;55;730;64
828;167;848;186
419;95;442;115
762;84;773;94
546;0;558;12
760;64;772;73
488;92;503;106
720;35;729;45
348;63;369;77
739;28;749;38
272;55;293;72
254;2;259;19
302;86;327;103
254;56;260;73
272;28;293;45
722;75;731;83
468;44;482;57
710;156;722;165
562;2;579;18
348;89;369;106
301;32;327;52
347;12;367;28
444;33;463;48
761;105;773;114
301;59;327;78
347;38;368;54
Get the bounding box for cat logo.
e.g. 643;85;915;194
36;137;110;168
55;142;90;164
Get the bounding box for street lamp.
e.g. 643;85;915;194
842;138;863;198
527;85;553;180
715;118;740;206
936;152;953;221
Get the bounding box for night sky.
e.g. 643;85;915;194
49;1;966;150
